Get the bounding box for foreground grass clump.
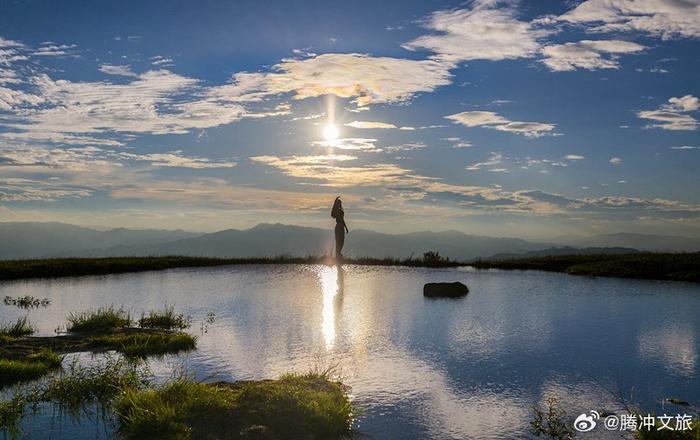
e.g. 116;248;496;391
138;305;191;331
90;332;196;358
0;358;150;436
0;317;35;340
67;305;131;333
116;372;353;440
41;358;149;415
0;349;62;388
472;252;700;282
0;364;352;440
3;295;51;309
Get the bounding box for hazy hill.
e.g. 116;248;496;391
488;246;640;260
101;223;553;260
0;222;552;260
555;233;700;252
0;222;197;259
3;222;699;261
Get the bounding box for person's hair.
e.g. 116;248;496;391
331;196;343;219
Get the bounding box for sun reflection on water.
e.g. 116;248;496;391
319;264;343;350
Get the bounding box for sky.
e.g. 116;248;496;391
0;0;699;238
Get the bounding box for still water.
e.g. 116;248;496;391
1;264;698;439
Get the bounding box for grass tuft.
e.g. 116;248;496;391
0;394;27;437
116;372;353;440
0;349;63;388
67;305;131;333
3;295;51;309
138;305;191;330
0;357;150;435
40;358;149;415
0;359;55;388
0;317;35;340
90;332;196;358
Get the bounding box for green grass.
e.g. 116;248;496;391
90;332;196;358
0;359;55;388
0;358;150;435
0;395;26;438
67;305;132;333
0;317;35;340
116;372;353;440
471;252;700;282
0;364;352;440
40;358;149;415
138;305;191;330
0;349;63;388
0;254;463;281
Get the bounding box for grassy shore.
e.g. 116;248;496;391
0;254;461;281
471;252;700;282
1;252;697;282
0;360;353;440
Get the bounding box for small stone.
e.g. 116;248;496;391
423;282;469;298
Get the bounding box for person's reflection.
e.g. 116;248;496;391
320;264;345;350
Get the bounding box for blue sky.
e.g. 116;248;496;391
1;0;699;237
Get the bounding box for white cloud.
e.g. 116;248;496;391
0;147;236;171
637;95;699;131
235;53;453;107
0;37;27;65
150;56;174;66
0;177;92;202
541;39;645;71
0;86;44;110
345;120;397;129
610;157;623;165
671;145;698;150
403;0;550;62
99;64;138;77
250;154;428;187
0;37;24;48
565;154;585;160
666;95;700;112
115;151;237;169
4;70;251;136
445;111;558;138
559;0;700;39
465;152;504;171
311;137;379;151
32;43;77;57
0;131;125;147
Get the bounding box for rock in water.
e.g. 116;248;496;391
423;282;469;298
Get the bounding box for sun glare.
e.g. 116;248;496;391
323;123;339;141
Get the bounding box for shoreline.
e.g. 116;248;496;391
0;253;697;282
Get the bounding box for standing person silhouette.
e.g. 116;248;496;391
331;196;349;259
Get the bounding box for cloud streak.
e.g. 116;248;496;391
638;95;699;131
445;111;558;138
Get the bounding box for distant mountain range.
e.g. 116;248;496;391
1;222;699;260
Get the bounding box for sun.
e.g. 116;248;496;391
322;123;339;141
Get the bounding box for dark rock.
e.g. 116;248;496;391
423;282;469;298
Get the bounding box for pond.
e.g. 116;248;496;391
1;264;698;439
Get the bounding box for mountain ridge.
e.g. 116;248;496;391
1;221;699;260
